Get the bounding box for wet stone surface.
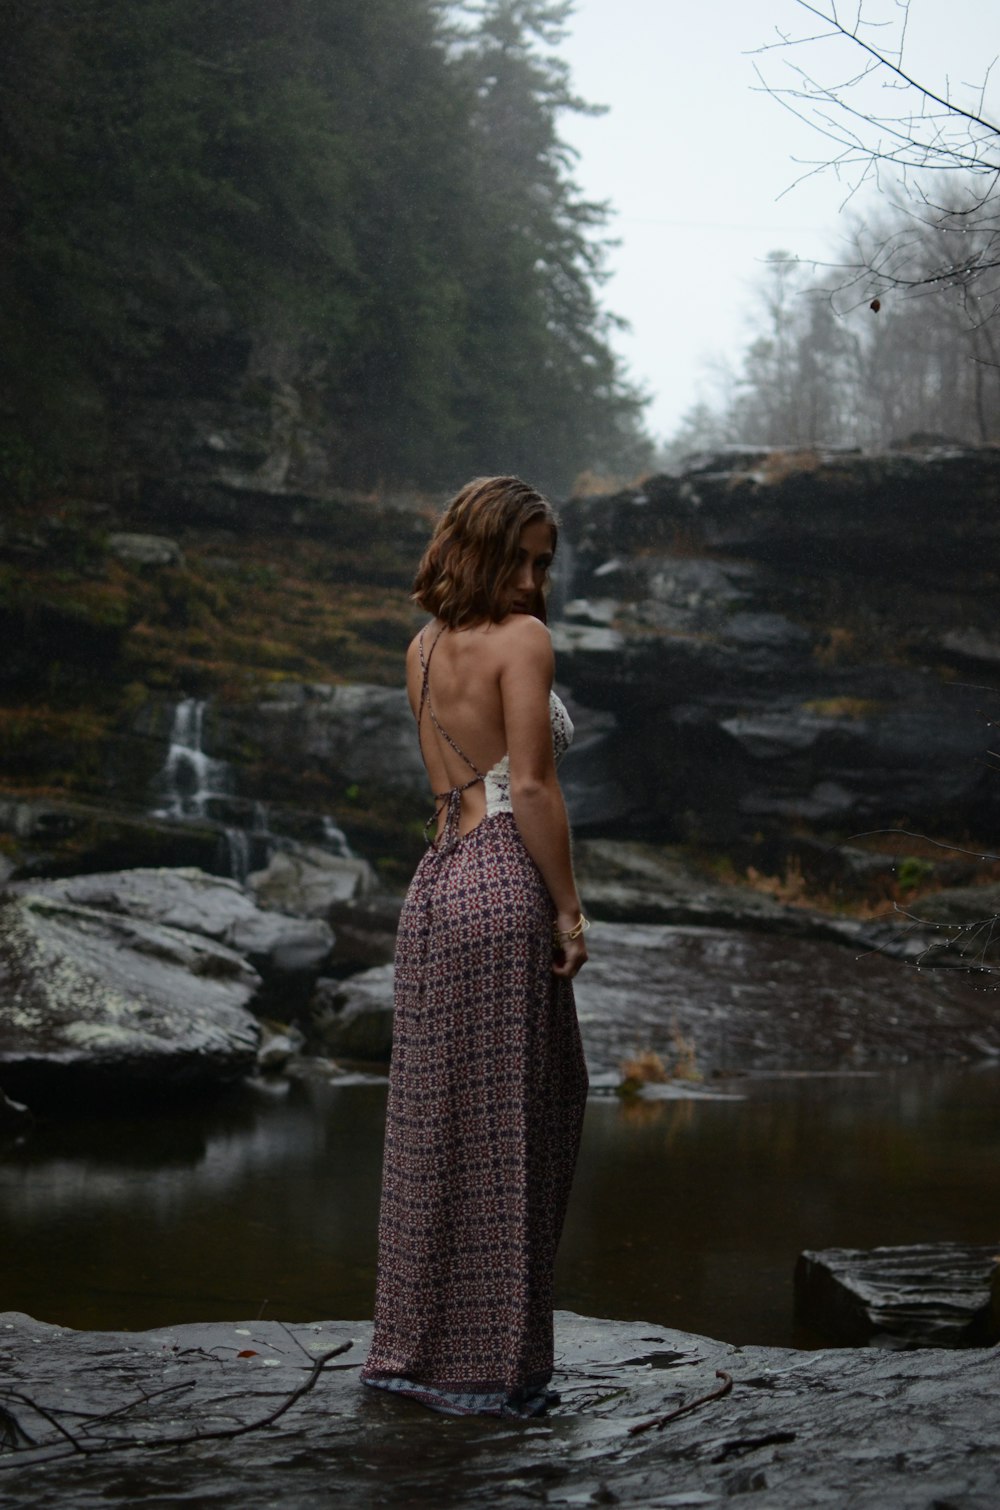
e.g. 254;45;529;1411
302;917;1000;1075
795;1244;1000;1349
574;922;1000;1076
0;889;262;1099
1;1311;998;1508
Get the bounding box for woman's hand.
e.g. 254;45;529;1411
551;911;589;979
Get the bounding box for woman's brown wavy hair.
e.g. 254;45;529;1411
412;476;558;628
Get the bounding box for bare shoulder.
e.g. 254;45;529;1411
404;623;432;713
408;620;442;664
492;614;553;672
406;626;426;666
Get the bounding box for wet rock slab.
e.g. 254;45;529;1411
326;918;1000;1075
2;1311;999;1508
795;1243;1000;1348
575;921;1000;1075
574;838;863;941
18;868;335;986
0;889;261;1100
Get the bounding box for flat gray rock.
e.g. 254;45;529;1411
1;1310;998;1507
15;867;335;990
574;839;860;942
326;916;1000;1075
0;891;261;1096
228;681;429;795
106;531;184;568
248;845;376;918
795;1244;1000;1348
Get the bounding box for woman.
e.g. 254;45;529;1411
361;475;590;1418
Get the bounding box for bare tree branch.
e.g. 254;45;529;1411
0;1340;352;1470
753;1;1000;190
752;2;1000;313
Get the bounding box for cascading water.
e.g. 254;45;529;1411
224;827;251;884
152;698;354;881
153;698;261;879
153;698;231;820
550;537;576;620
321;815;352;859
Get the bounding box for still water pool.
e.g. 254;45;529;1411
3;1066;998;1347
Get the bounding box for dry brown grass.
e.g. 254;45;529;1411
801;696;883;719
813;626;858;666
756;448;823;485
618;1023;702;1094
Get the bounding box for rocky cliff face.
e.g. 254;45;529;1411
551;447;1000;843
2;446;999;879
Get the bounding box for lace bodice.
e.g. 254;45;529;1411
483;691;574;815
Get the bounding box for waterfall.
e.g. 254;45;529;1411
224;828;251;884
550;537;576;621
321;816;353;859
153;696;355;879
153;698;231;820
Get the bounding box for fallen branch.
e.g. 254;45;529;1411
0;1390;87;1455
0;1340;352;1469
63;1378;198;1429
627;1368;734;1437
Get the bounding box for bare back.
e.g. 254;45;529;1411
406;615;555;837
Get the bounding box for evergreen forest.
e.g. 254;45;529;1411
1;0;650;500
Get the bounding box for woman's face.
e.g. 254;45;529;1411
505;518;555;615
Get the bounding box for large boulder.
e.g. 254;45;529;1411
308;965;395;1060
248;845;376;919
0;890;261;1102
22;868;335;995
217;682;428;797
326;894;402;971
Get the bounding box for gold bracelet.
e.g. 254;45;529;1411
552;914;590;945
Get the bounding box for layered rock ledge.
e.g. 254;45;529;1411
0;868;335;1101
1;1310;997;1508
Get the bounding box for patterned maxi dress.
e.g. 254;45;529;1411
361;626;589;1417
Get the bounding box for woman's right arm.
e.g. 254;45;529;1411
499;617;587;979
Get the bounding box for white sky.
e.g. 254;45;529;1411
556;0;1000;439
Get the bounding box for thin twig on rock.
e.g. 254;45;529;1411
627;1368;734;1437
0;1340;352;1469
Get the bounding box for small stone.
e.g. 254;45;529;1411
308;966;394;1060
107;532;184;568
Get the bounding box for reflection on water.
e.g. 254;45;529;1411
3;1067;999;1345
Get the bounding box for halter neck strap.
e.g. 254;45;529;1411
417;624;486;848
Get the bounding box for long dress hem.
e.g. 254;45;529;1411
361;1373;559;1419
